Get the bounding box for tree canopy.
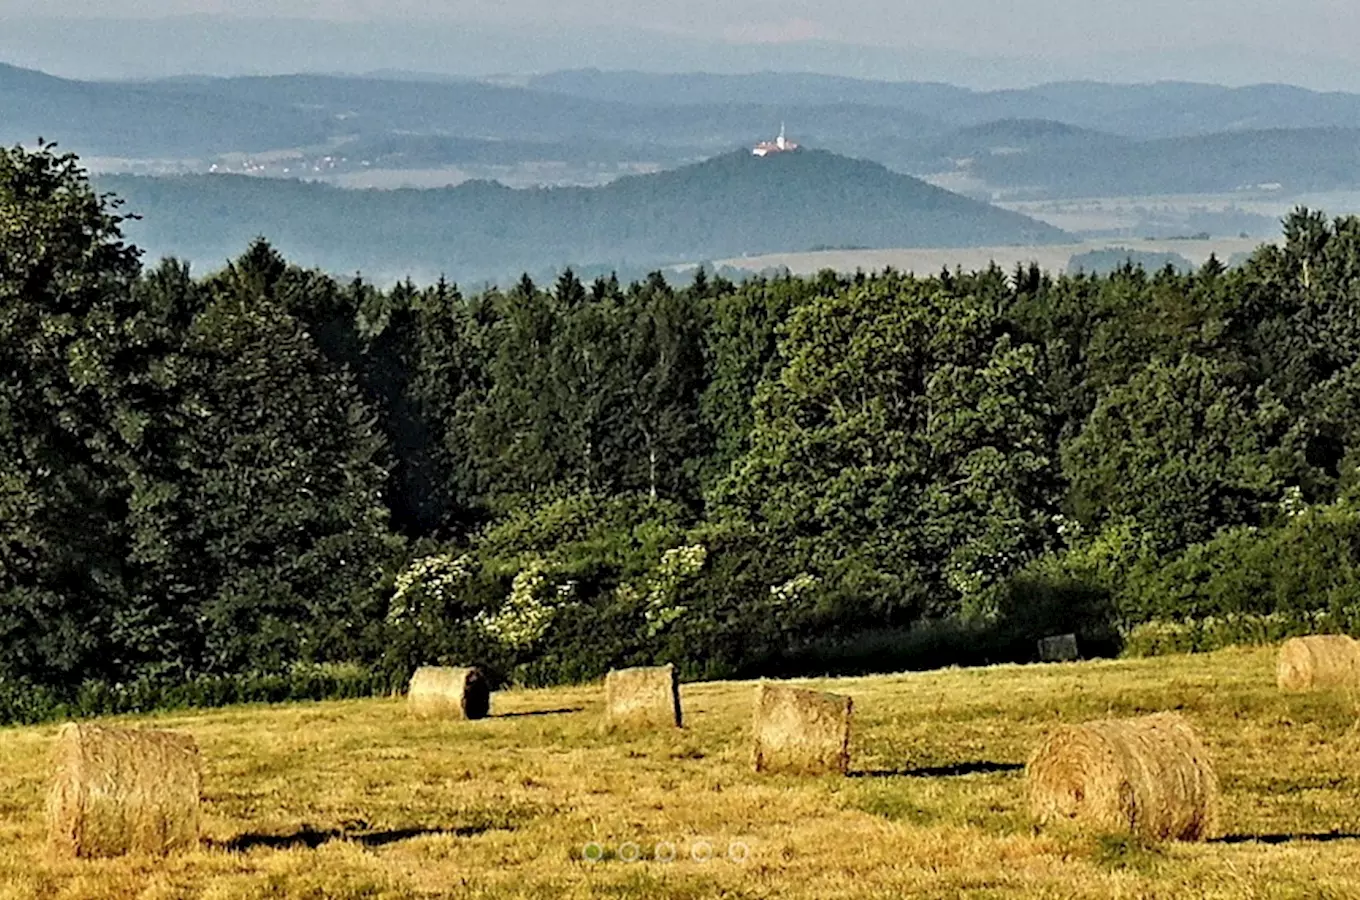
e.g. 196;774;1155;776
8;142;1360;716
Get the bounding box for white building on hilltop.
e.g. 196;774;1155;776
752;123;800;156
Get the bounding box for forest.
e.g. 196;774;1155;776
6;142;1360;723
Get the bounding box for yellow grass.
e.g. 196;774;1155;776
2;645;1360;898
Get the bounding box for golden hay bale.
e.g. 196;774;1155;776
1038;633;1080;663
604;664;682;729
752;682;852;775
1027;712;1219;842
407;666;491;719
46;723;202;858
1277;635;1360;692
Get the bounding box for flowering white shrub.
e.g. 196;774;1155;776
768;572;819;608
474;560;562;650
388;553;473;635
1280;485;1307;518
610;544;708;637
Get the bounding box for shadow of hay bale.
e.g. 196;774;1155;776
849;761;1025;779
494;707;583;719
1211;831;1360;845
216;820;510;853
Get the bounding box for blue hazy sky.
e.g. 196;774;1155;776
1;0;1354;56
1;0;1356;88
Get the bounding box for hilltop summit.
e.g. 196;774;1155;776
102;148;1070;282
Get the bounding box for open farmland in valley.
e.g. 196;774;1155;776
2;646;1360;899
713;237;1270;279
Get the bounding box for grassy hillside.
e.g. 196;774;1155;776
3;645;1359;897
100;149;1069;282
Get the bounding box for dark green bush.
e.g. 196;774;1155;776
0;665;400;728
1118;501;1360;627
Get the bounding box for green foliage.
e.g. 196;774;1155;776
712;268;1063;629
1120;498;1360;627
1062;354;1284;551
0;145;395;689
382;492;699;686
1067;249;1194;276
698;271;842;488
0;664;399;728
17;148;1360;711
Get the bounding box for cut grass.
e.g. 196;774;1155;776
2;646;1360;897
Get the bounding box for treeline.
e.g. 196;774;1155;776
7;144;1360;716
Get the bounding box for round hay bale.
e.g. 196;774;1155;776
46;723;202;858
604;664;682;729
1277;635;1360;692
752;682;853;775
407;666;491;720
1027;712;1218;842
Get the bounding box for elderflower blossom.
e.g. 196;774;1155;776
475;560;559;650
769;572;819;607
388;553;473;633
624;545;707;637
1280;485;1307;518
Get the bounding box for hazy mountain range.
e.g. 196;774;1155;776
8;62;1360;199
7;57;1359;279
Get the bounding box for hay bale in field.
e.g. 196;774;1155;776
1038;633;1080;663
407;666;491;719
1277;635;1360;692
752;682;852;775
1027;712;1218;842
604;664;682;729
47;723;202;858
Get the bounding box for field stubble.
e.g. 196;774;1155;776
2;647;1360;898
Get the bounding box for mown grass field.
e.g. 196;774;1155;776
3;646;1360;898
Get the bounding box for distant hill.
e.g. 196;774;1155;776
527;70;975;111
99;149;1070;283
955;126;1360;197
5;15;1360;90
0;63;332;158
532;71;1360;139
912;118;1129;169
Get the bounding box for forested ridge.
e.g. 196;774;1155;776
6;143;1360;722
96;149;1067;283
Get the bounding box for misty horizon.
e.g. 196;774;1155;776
2;9;1360;90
